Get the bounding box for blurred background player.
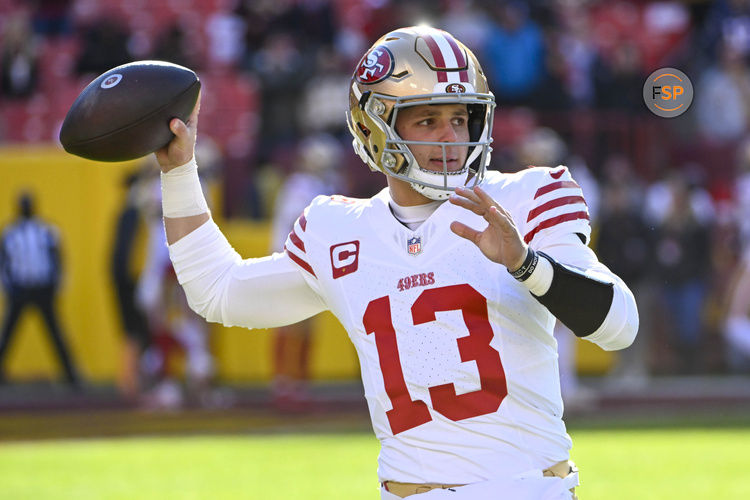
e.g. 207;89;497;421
110;168;153;400
0;192;80;387
136;153;218;409
268;133;341;411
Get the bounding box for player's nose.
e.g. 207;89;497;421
436;119;460;143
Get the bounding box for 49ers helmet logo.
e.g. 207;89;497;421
446;83;466;93
355;46;394;84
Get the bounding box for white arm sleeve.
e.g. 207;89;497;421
538;233;639;351
168;219;327;329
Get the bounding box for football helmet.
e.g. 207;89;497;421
346;26;495;200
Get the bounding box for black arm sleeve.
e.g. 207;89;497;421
532;252;614;337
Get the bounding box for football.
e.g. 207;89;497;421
59;60;201;162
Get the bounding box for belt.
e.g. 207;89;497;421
544;460;578;500
382;460;577;498
543;459;577;479
382;480;464;498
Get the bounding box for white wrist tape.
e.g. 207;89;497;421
522;253;553;296
160;158;209;218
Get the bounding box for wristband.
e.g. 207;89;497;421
508;248;538;282
160;158;209;218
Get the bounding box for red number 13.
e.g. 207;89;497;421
362;284;507;434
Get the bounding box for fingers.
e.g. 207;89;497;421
169;92;201;137
451;186;513;225
449;191;481;213
486;205;515;233
450;221;481;243
170;118;186;136
449;186;483;215
471;185;495;206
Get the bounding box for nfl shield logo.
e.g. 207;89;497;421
407;236;422;256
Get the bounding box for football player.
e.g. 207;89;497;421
156;26;638;499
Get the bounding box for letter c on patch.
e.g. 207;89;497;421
330;241;360;279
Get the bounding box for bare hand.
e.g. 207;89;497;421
449;185;528;271
155;92;201;172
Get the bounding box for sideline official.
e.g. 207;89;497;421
0;192;80;386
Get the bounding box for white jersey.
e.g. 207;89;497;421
168;166;637;484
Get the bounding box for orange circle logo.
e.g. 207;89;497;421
643;68;693;118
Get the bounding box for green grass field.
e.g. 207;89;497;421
1;425;748;499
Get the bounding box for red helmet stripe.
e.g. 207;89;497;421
422;34;448;82
444;34;469;82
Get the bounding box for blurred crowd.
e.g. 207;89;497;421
3;0;750;395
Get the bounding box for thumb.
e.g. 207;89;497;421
170;118;188;137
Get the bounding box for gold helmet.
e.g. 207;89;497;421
346;26;495;200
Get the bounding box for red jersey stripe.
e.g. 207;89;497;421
523;211;590;244
423;34;448;83
289;229;305;252
286;249;316;277
534;180;581;199
298;213;308;231
527;195;587;222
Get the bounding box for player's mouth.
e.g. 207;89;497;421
428;157;461;171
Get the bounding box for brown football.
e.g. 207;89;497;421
59;60;200;162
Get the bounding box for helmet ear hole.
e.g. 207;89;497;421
467;104;485;142
357;122;371;137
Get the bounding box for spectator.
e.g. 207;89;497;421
440;0;492;51
0;11;40;99
553;4;594;109
297;47;350;135
592;40;644;113
482;1;545;105
249;30;311;163
205;0;247;70
0;192;80;387
651;173;711;373
31;0;73;38
597;158;653;388
725;245;750;372
694;36;750;144
151;23;196;70
74;16;131;77
734;136;750;246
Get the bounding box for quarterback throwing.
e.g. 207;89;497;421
156;26;638;500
